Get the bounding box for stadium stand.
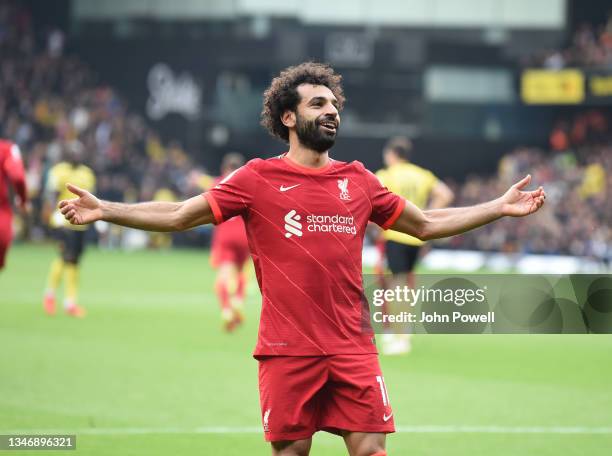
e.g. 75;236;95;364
1;0;610;263
448;111;611;262
0;0;203;243
527;15;612;68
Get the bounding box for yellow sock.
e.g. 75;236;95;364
64;263;79;305
46;258;64;292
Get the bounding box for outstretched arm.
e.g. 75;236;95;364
390;174;546;241
58;183;215;232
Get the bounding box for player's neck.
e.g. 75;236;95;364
285;144;330;169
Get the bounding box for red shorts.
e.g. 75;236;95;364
258;354;395;442
210;217;249;268
210;240;250;269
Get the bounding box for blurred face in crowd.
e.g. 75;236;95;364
383;140;411;167
287;84;340;153
64;141;85;166
221;153;245;175
383;148;399;168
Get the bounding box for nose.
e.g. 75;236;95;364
323;102;338;119
323;103;338;120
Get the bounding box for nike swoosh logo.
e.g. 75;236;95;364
383;413;393;422
280;184;300;192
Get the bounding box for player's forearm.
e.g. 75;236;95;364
420;198;503;240
100;200;183;232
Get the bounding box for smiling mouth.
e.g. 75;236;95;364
319;120;337;133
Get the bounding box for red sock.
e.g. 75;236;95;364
215;278;231;311
235;272;246;300
371;452;387;456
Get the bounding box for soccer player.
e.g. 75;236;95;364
191;153;250;331
57;62;546;456
43;140;95;317
210;153;250;331
375;137;454;354
0;139;27;271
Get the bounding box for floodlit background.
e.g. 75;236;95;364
1;0;611;454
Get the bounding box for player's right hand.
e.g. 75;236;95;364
58;183;103;225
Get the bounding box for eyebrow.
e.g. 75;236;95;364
308;96;339;107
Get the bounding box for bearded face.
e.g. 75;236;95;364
295;111;339;153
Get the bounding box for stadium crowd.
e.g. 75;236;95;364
0;0;202;243
448;110;611;261
1;0;610;261
530;16;612;68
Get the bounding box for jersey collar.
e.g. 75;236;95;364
281;153;334;174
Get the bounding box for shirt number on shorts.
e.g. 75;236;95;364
376;375;390;406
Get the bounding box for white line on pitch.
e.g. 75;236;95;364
1;425;611;435
395;425;612;434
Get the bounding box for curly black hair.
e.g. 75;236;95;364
261;62;346;143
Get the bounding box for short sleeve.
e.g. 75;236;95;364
364;168;405;229
203;160;259;224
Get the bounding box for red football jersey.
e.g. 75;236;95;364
204;154;405;356
0;140;27;209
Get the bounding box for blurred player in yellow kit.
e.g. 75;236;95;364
43;141;96;317
376;137;454;354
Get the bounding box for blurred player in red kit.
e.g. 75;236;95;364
0;139;27;271
57;62;546;456
193;153;250;331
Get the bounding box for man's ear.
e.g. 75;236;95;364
281;110;296;129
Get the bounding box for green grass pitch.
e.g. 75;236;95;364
1;244;611;455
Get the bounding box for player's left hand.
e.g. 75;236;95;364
500;174;546;217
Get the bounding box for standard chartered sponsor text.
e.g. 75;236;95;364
306;214;357;235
